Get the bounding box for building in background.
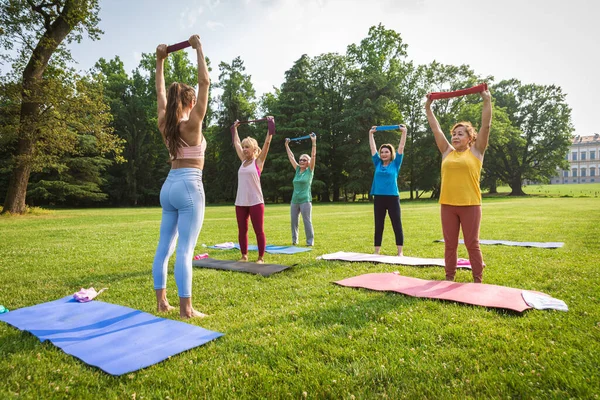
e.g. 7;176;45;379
552;134;599;184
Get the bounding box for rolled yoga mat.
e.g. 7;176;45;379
0;296;223;375
428;83;488;100
335;273;567;312
375;125;404;131
167;40;191;53
233;117;276;136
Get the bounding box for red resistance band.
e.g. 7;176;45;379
428;83;488;100
167;40;191;54
232;118;276;136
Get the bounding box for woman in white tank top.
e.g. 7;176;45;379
231;118;274;263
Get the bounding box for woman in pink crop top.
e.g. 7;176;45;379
231;118;274;263
152;34;209;319
425;88;492;283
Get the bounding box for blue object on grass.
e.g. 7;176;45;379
375;125;403;131
0;296;223;375
208;243;312;254
0;305;8;314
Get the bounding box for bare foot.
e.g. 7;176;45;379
256;258;264;264
155;289;174;312
157;302;175;313
397;253;404;257
239;254;248;262
181;308;207;319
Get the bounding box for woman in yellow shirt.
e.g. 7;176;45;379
425;89;492;283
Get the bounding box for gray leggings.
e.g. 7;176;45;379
291;202;314;245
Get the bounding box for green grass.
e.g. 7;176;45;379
1;198;599;399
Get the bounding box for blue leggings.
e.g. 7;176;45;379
152;168;205;298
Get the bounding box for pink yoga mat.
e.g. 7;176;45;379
335;273;532;312
428;83;488;100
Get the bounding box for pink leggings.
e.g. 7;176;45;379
441;204;484;283
236;204;266;257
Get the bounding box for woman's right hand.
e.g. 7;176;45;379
285;138;290;145
189;34;201;49
156;44;168;61
425;94;433;108
369;126;376;135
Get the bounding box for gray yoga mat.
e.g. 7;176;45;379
192;258;290;276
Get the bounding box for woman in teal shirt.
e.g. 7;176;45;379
284;133;317;246
369;125;407;256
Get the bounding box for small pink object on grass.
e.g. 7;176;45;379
193;253;209;260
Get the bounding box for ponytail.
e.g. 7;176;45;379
164;82;196;159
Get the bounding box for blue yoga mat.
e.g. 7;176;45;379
0;296;223;376
208;243;312;254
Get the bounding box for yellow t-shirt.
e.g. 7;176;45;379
439;149;482;206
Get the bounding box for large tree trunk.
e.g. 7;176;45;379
2;0;80;214
509;176;526;196
488;180;498;194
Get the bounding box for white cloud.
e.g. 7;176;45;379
206;20;225;30
180;6;205;29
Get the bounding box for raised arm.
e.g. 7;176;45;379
256;116;274;171
472;89;492;157
369;126;377;156
155;44;168;135
425;95;452;156
285;138;298;169
397;125;407;155
231;120;244;161
309;133;317;171
187;34;210;128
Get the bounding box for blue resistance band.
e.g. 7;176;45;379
375;125;404;131
287;133;316;142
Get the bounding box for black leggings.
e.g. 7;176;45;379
373;195;403;246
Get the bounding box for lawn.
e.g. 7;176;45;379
1;195;599;399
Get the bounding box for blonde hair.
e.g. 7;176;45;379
451;122;477;146
165;82;196;159
241;137;261;158
299;154;311;162
379;144;396;160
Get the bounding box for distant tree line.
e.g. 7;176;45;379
0;1;573;213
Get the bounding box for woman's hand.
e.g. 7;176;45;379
480;89;491;102
369;126;376;135
189;34;201;49
156;44;168;61
425;94;433;108
310;133;317;144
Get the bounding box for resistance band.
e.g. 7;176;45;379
167;40;191;54
375;125;404;131
230;117;276;137
287;133;316;142
428;83;488;100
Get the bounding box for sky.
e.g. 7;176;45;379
63;0;599;135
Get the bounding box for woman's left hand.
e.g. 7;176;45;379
480;89;491;101
156;44;168;60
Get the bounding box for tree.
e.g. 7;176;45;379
311;52;349;201
0;0;122;214
261;54;324;203
209;57;257;202
342;24;408;200
490;79;573;195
